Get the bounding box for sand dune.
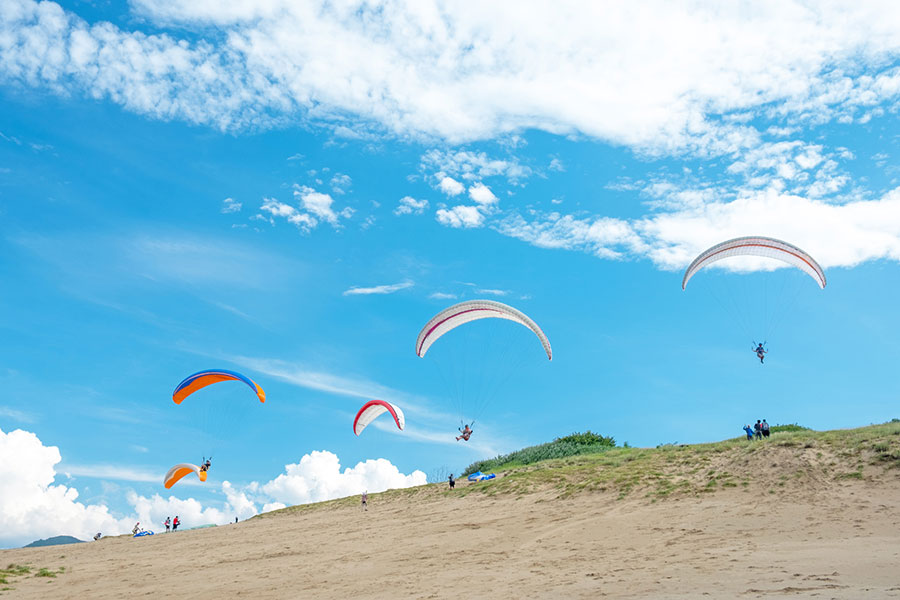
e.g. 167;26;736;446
4;432;900;599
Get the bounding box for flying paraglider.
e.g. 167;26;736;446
163;463;207;489
416;300;552;432
682;236;826;290
416;300;552;361
353;400;405;436
682;236;826;362
172;369;266;405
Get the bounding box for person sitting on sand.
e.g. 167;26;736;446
456;424;473;442
93;532;102;541
743;424;754;440
132;522;141;535
754;342;767;364
199;457;212;472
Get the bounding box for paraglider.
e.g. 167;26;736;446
416;300;552;360
682;236;826;291
163;463;207;489
416;300;552;432
353;400;405;436
456;424;473;442
172;369;266;405
682;237;826;360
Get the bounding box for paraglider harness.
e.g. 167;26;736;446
200;457;212;472
456;421;474;442
753;341;767;362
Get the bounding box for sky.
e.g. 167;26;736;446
1;0;900;547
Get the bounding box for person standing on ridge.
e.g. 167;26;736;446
164;516;171;533
754;420;763;440
743;425;754;440
173;516;180;531
448;474;455;489
761;419;770;438
361;491;368;511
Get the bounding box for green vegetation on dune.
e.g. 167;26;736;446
462;431;616;476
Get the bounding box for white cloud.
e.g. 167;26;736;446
0;406;33;422
7;1;900;153
260;450;425;505
342;281;414;296
436;204;484;228
498;188;900;270
428;292;457;300
221;197;242;213
394;196;429;216
259;186;352;232
468;182;498;207
438;176;465;196
476;288;509;297
330;173;352;195
0;427;132;548
62;464;161;484
422;150;531;182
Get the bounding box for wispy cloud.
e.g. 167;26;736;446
0;406;34;423
343;281;413;296
428;292;458;300
62;464;164;484
221;197;242;213
476;288;509;297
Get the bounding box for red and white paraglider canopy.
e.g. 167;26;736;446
353;400;405;436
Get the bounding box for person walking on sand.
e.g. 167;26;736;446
754;420;763;440
448;473;455;489
761;419;770;438
164;517;171;533
743;424;754;440
173;516;180;531
361;491;368;511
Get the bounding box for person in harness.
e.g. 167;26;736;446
753;342;767;364
456;424;473;442
199;457;212;472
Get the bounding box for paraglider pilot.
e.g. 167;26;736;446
200;457;212;472
753;342;767;364
456;424;473;442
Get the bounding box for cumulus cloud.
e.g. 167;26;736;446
343;281;414;296
0;426;428;548
258;186;352;232
436;204;484;228
438;176;465;196
6;1;900;152
394;196;429;216
468;183;498;207
0;427;132;548
261;450;426;505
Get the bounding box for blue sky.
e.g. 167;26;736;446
2;0;900;547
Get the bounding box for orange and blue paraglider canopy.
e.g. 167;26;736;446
172;369;265;404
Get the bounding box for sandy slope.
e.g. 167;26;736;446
0;432;900;600
3;447;900;599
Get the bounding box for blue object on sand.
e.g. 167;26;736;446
133;531;154;538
